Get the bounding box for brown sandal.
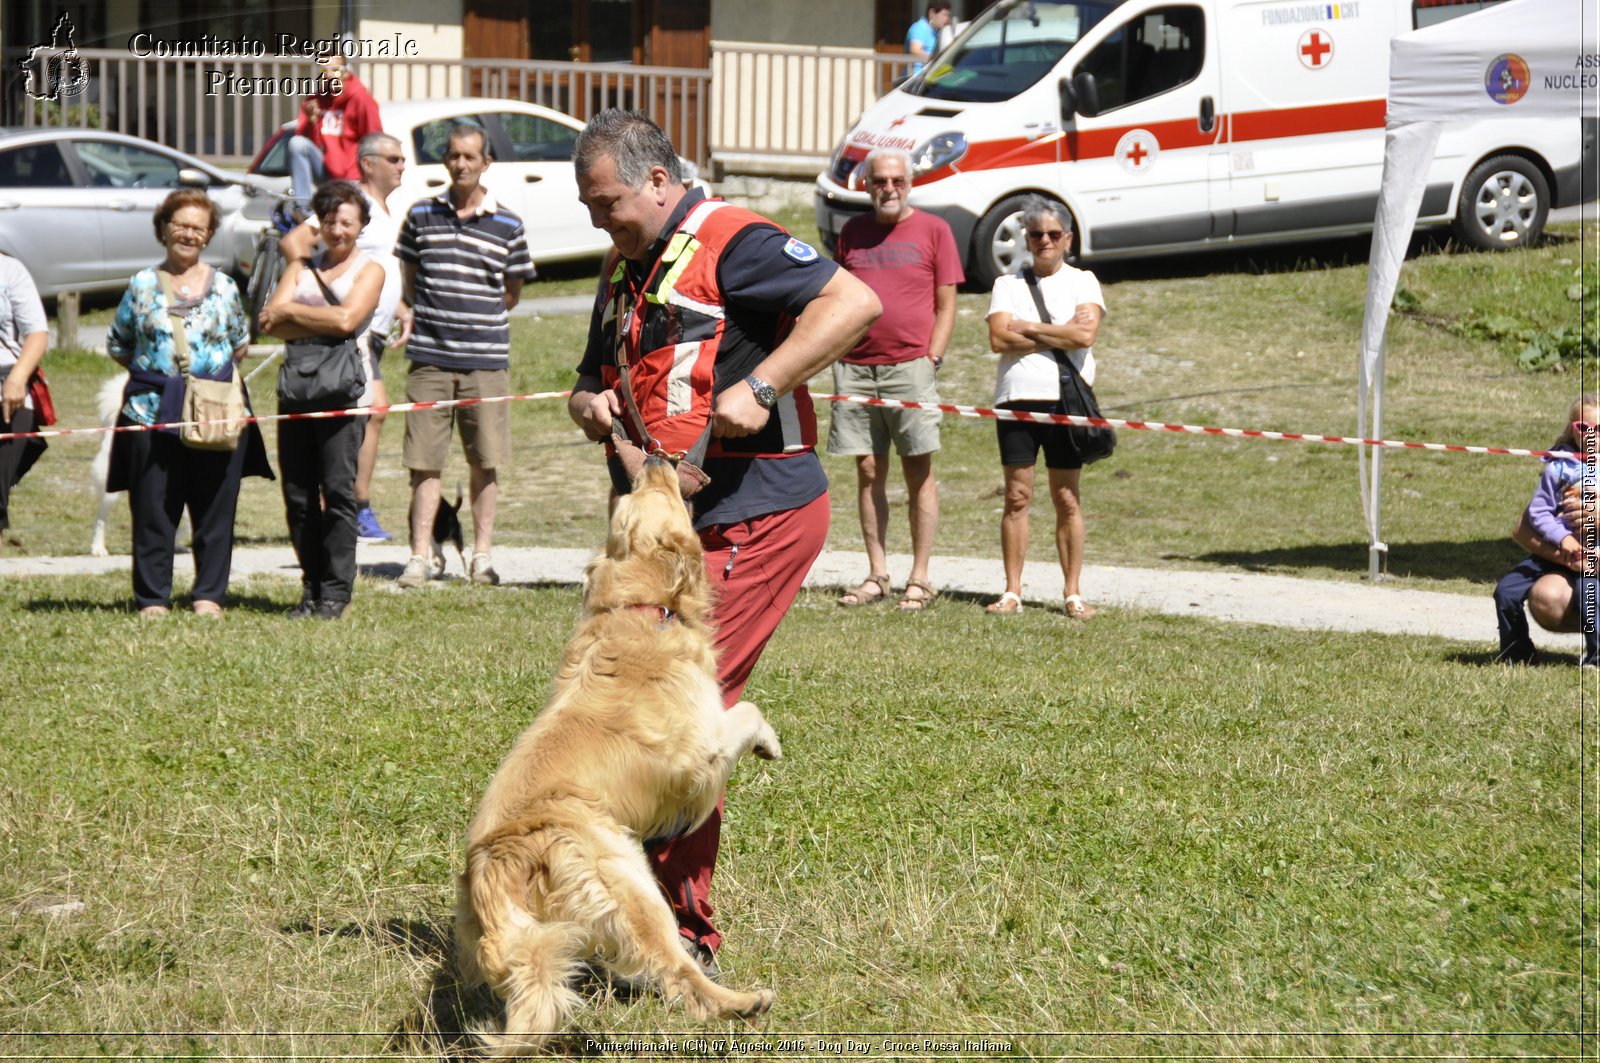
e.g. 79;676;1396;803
897;577;937;611
838;573;891;607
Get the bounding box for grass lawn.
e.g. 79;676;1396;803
0;576;1591;1057
5;208;1593;1056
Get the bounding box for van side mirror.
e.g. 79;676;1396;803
1072;71;1101;118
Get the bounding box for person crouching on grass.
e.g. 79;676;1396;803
1492;394;1600;666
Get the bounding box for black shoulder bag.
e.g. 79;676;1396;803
277;260;366;413
1022;268;1115;465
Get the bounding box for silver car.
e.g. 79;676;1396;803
0;128;271;297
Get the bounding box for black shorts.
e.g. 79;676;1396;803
996;399;1087;470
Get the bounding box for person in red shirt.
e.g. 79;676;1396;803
829;147;963;611
287;56;382;208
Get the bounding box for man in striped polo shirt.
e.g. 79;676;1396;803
395;124;536;589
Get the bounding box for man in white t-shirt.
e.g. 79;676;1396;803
983;196;1107;619
281;132;413;542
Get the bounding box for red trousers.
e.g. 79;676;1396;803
646;491;829;950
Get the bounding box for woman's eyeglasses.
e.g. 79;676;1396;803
1573;420;1599;434
167;224;210;238
1026;229;1067;242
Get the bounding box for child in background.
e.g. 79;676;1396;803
1493;394;1599;665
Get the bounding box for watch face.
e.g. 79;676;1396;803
748;376;777;408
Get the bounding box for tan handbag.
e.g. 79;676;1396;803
158;270;244;452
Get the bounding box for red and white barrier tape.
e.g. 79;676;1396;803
0;390;575;443
816;394;1559;459
0;388;1558;459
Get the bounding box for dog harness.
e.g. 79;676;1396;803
599;198;817;463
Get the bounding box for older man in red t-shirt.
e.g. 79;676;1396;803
287;56;382;208
830;148;963;611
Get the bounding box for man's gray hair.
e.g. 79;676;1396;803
447;122;494;160
1019;195;1072;234
863;147;913;182
357;132;402;159
573;109;683;187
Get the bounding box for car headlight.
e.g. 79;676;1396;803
911;132;967;175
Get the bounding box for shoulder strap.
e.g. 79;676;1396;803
1021;268;1088;384
154;269;193;372
304;258;343;306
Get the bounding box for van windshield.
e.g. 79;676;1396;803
909;0;1125;103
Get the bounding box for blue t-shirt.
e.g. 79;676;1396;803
906;17;938;73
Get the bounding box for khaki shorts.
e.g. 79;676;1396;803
402;363;511;471
825;358;942;458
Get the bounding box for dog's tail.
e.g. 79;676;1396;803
461;834;586;1057
97;371;129;426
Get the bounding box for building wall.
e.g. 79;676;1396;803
710;0;873;48
355;1;466;99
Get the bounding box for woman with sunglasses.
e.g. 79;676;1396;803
982;196;1107;619
1492;394;1599;665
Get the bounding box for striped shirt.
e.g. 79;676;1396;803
396;190;536;371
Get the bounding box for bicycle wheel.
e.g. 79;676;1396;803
246;234;284;341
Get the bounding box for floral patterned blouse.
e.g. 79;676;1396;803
107;266;249;425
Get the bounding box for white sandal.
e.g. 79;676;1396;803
1063;593;1097;620
985;591;1024;615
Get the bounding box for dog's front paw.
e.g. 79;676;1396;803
752;722;782;761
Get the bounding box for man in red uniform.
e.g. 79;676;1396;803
287;55;382;209
568;109;880;973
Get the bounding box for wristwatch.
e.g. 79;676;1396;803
745;374;778;409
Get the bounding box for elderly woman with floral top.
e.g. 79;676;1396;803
107;188;273;618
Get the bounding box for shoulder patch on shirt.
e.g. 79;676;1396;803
782;237;819;264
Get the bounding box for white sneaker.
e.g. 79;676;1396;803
397;554;431;589
469;552;500;586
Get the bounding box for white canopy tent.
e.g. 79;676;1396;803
1358;0;1599;578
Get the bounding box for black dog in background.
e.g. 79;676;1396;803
411;483;466;579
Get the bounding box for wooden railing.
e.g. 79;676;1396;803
4;49;711;168
709;42;913;174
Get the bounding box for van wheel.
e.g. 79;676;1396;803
1452;155;1549;251
971;195;1055;289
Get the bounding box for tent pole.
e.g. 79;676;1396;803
1368;378;1387;580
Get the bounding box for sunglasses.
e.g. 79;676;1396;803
1573;420;1599;434
870;176;909;188
1026;229;1067;242
363;154;404;165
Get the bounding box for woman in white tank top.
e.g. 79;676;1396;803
258;181;385;620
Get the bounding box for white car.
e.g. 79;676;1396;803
247;98;643;271
0;128;271;297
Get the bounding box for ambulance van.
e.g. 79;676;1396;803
814;0;1593;287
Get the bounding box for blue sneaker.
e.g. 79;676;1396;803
355;506;391;542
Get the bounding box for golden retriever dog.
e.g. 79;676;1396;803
456;455;781;1056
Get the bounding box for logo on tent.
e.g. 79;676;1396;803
1484;53;1531;105
1298;29;1334;69
1115;129;1159;174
